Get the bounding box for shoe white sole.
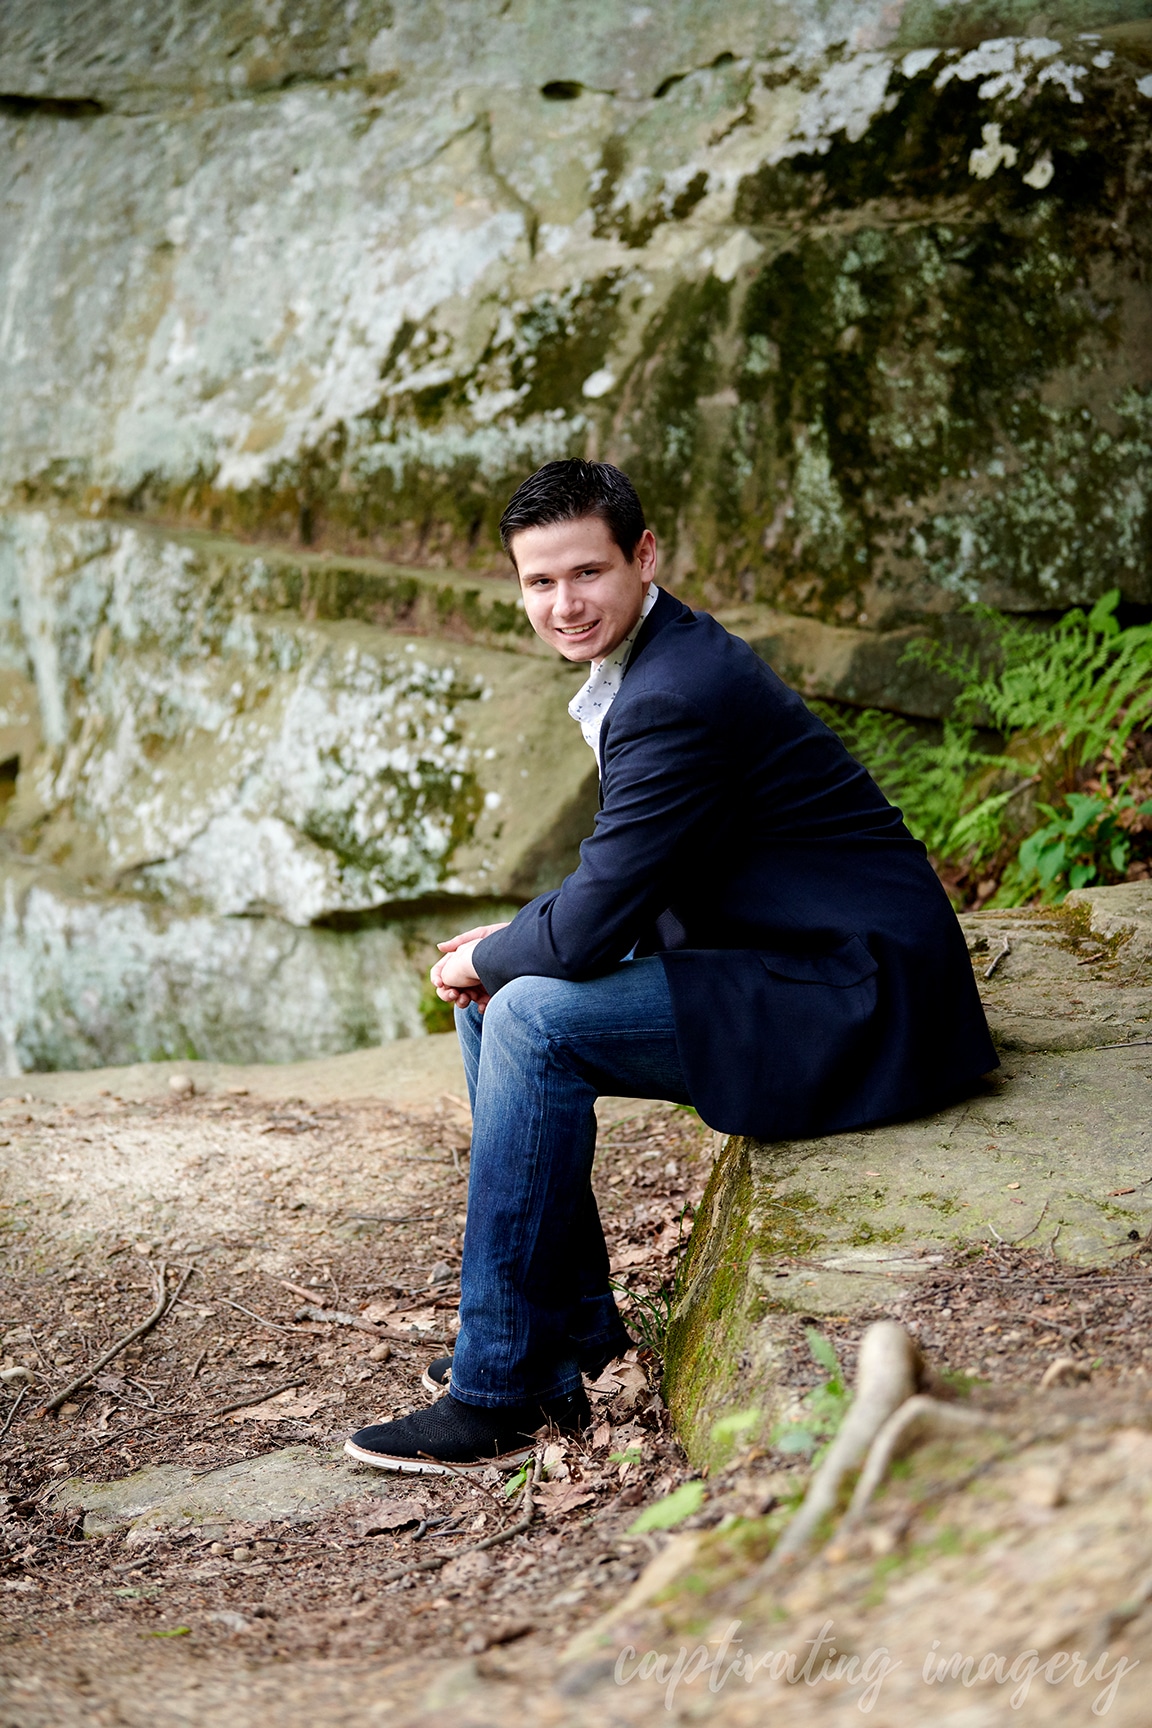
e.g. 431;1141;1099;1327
343;1437;533;1474
421;1367;451;1397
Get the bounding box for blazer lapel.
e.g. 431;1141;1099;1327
596;588;692;804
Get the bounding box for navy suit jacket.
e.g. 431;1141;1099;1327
474;588;998;1139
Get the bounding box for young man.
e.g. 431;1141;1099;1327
345;460;996;1473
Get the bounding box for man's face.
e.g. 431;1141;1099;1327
510;516;657;662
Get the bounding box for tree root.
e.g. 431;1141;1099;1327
841;1393;995;1529
764;1320;923;1574
750;1321;1009;1592
40;1261;194;1418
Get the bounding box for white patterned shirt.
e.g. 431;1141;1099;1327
567;584;660;769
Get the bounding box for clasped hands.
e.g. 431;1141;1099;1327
430;921;510;1013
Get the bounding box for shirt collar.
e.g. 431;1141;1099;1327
568;584;659;763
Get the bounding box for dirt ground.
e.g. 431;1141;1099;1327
3;1051;1152;1725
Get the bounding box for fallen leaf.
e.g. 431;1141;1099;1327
1110;1188;1137;1197
360;1300;397;1324
534;1479;595;1518
614;1363;648;1396
355;1497;424;1536
398;1307;439;1333
591;1421;613;1450
609;1244;655;1271
541;1441;570;1480
231;1389;326;1422
1006;1183;1021;1190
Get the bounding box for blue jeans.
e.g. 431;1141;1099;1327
450;957;691;1408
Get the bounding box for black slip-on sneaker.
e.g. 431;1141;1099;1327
421;1353;453;1398
344;1386;592;1474
344;1394;536;1474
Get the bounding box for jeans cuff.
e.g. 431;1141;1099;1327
448;1365;584;1409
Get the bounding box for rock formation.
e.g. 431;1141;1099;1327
0;2;1149;1066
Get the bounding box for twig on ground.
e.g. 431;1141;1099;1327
189;1348;208;1380
984;936;1011;979
54;1415;160;1457
760;1321;922;1577
42;1263;193;1416
218;1297;297;1335
370;1453;541;1588
210;1379;308;1418
0;1387;28;1442
341;1214;438;1224
421;1457;520;1524
293;1303;448;1347
293;1303;388;1336
274;1278;339;1304
1096;1039;1152;1051
1008;1197;1051;1244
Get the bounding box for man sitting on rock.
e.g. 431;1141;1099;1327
345;459;996;1473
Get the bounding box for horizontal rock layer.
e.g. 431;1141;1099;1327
0;855;448;1072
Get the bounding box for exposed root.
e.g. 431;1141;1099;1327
39;1261;193;1418
763;1320;922;1574
842;1393;998;1528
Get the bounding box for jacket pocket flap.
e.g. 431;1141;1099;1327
758;935;878;988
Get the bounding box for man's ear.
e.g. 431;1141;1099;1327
635;528;658;582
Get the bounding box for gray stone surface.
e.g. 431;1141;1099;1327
0;511;594;921
56;1446;389;1537
0;507;594;1070
665;885;1152;1465
0;856;433;1071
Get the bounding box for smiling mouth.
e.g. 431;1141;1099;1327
556;620;599;636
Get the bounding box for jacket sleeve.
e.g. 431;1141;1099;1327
472;688;729;992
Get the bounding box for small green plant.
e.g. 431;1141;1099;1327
710;1407;763;1449
418;980;457;1035
938;1368;982;1397
771;1329;851;1459
503;1463;530;1496
1005;789;1152;901
608;1446;643;1467
816;590;1152;903
628;1479;706;1533
610;1278;674;1357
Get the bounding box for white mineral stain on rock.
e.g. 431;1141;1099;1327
968;123;1019;180
1022;152;1055;190
581;368;616;399
788;53;894;153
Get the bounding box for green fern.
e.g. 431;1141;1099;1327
814;591;1152;903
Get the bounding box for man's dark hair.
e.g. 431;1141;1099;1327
499;460;647;563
